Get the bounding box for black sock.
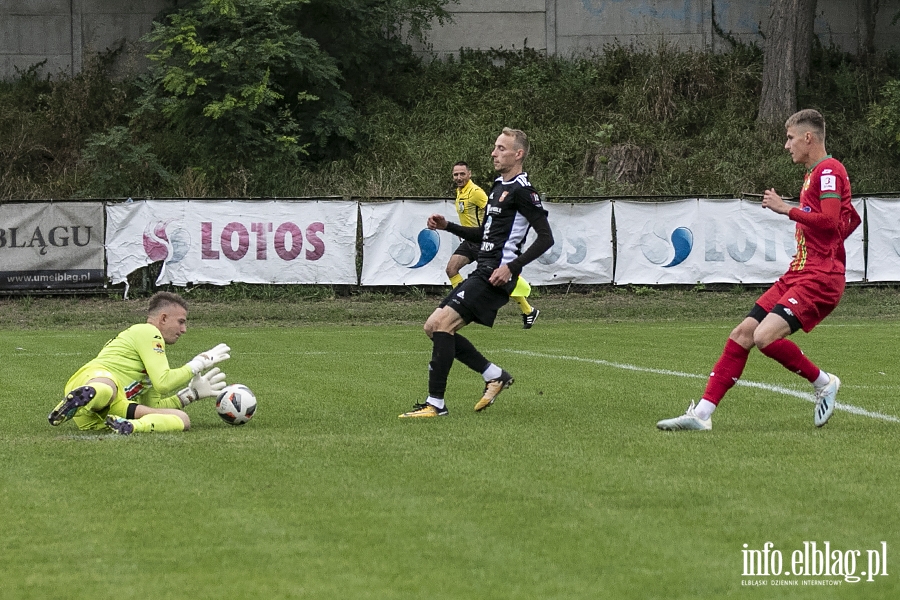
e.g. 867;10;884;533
428;332;456;399
453;333;489;374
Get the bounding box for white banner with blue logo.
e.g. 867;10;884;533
615;199;848;284
360;200;615;286
615;200;708;285
527;201;614;284
360;200;462;285
613;198;865;285
862;198;900;282
106;199;358;286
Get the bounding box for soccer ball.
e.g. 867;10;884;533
215;384;257;426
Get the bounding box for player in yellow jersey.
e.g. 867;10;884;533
447;161;540;329
48;291;231;435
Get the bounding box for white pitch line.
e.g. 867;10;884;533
505;349;900;424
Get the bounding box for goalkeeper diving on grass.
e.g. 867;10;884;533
48;291;231;435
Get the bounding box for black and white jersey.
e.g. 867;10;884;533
473;172;548;276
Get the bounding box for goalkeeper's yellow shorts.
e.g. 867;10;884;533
64;366;134;431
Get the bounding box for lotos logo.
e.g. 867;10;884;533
202;221;325;261
641;223;694;268
143;221;191;264
389;229;440;268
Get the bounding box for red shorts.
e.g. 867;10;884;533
755;270;845;332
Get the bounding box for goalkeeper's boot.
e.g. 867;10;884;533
399;402;448;418
522;308;540;330
475;371;514;412
656;401;712;431
48;386;96;426
814;373;840;427
105;416;135;436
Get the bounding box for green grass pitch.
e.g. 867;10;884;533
2;311;899;599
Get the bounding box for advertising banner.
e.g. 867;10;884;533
847;198;865;282
528;201;614;285
106;200;358;286
862;198;900;282
360;200;615;286
614;198;866;285
0;202;105;290
360;200;458;286
615;199;797;285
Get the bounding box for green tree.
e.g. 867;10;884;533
138;0;347;172
135;0;451;175
294;0;451;101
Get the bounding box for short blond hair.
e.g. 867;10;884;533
785;109;825;142
148;291;187;316
501;127;530;160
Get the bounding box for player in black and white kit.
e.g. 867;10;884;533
399;128;555;418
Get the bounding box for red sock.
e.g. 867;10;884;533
758;338;820;383
702;339;750;405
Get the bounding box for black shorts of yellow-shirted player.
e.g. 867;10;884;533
48;291;231;435
400;128;555;418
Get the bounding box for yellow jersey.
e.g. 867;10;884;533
73;322;193;401
455;180;488;228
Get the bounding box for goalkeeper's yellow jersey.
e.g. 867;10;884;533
455;180;488;228
79;323;193;401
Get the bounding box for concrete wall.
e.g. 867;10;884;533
415;0;900;57
1;0;169;79
2;0;899;80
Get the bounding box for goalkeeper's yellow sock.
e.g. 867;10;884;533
131;414;186;433
449;273;464;288
512;295;533;315
143;392;184;410
84;381;115;412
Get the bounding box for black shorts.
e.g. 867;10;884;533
452;240;480;263
747;303;802;334
439;272;514;327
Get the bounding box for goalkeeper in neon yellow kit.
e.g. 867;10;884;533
48;291;230;435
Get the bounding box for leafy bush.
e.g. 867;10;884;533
868;78;900;152
78;126;174;198
137;0;351;173
0;53;132;199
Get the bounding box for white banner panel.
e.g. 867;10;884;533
361;200;459;285
863;198;900;282
361;200;614;286
615;199;800;284
106;200;358;285
846;198;865;282
528;201;614;284
0;202;105;289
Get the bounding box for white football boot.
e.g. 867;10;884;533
814;373;840;427
656;401;712;431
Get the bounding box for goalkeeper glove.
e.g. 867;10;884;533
177;367;228;406
186;343;231;375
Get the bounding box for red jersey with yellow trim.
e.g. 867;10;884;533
789;156;853;274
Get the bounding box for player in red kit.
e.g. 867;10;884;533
657;109;861;431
